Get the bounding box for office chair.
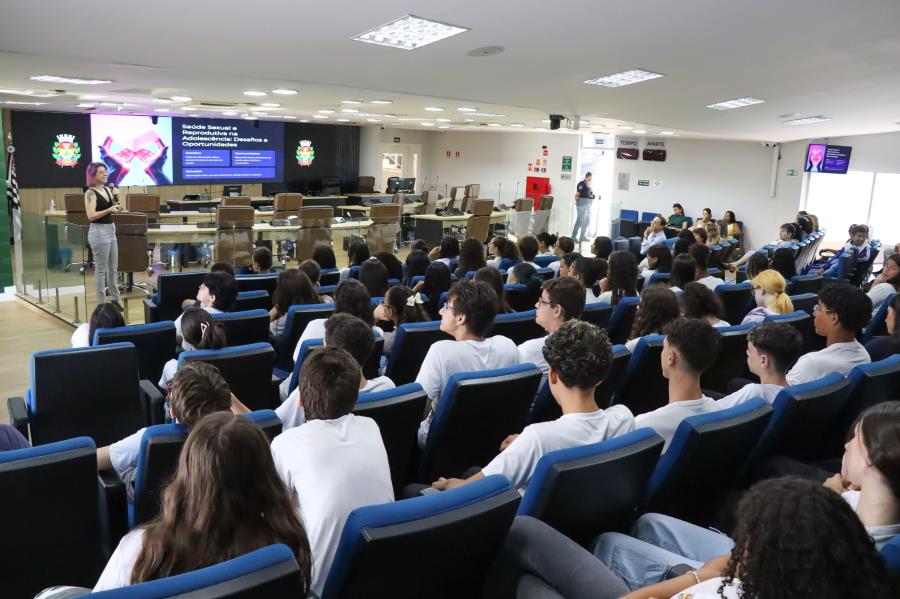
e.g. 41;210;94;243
357;176;377;193
296;207;333;262
113;211;154;295
63;192;92;273
368;203;402;254
215;206;255;268
94;321;176;385
179;343;277;411
143;271;205;323
321;176;342;195
221;196;252;207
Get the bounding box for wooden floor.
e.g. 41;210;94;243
0;298;74;424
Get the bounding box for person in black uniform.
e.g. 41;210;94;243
572;172;596;242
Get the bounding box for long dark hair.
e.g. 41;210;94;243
437;236;460;260
457;237;487;276
630;285;680;340
881;254;900;291
591;236;613;260
131;413;312;592
312;245;336;270
606;251;637;306
180;308;227;350
334;279;374;326
509;262;544;295
383;285;430;325
670;254;697;289
373;251;404;282
854;401;900;500
571;257;604;298
681;282;725;321
889;294;900;341
89;303;125;344
272;270;321;318
474;267;512;314
359;258;389;298
721;477;895;599
646;244;672;273
403;250;431;286
421;262;453;319
771;247;798;280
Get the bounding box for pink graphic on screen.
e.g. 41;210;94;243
90;115;173;186
806;144;826;173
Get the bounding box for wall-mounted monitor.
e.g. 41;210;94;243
804;144;852;174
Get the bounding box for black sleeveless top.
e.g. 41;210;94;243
90;187;115;224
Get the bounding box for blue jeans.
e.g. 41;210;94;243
592;513;734;591
572;203;592;240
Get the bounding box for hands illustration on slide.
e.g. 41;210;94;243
100;134;171;185
99;136;131;186
144;139;171;185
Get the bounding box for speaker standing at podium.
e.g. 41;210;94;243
84;162;123;311
572;171;596;242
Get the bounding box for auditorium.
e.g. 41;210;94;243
2;2;900;597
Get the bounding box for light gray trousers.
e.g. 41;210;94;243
88;222;119;303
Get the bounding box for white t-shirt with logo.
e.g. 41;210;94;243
416;336;520;446
715;383;784;410
481;406;635;493
271;414;394;596
276;376;395;430
517;336;548;375
634;397;719;452
786;341;871;386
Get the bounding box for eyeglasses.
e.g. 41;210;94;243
536;298;556;308
812;304;834;315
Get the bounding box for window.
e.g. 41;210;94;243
869;173;900;244
805;171;873;245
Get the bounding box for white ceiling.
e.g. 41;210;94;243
1;0;899;142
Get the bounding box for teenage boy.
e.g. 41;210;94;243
271;348;393;597
97;362;235;496
786;283;872;385
518;235;540;268
634;318;721;451
415;280;520;447
433;320;634;493
689;243;723;292
716;323;803;409
276;313;395;430
250;246;273;274
518;277;586;375
174;271;237;339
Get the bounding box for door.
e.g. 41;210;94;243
380;144;421;192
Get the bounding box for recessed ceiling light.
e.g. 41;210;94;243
398;117;428;122
463;118;474;122
283;115;296;119
318;109;335;114
299;119;309;123
260;102;280;108
419;122;435;127
486;123;502;127
313;114;328;119
341;100;362;105
541;119;551;124
369;99;393;105
243;90;267;97
30;75;111;85
153;108;172;113
633;129;647;134
251;111;268;116
424;106;444;112
471;112;505;117
510;123;525;127
222;111;239;116
457;107;478;112
170;96;192;102
618;125;634;130
77;103;96;108
242;115;258;120
99;102;119;107
341;108;359;113
659;131;675;135
435;118;451;122
784;115;832;125
353;15;468;50
152;98;173;104
271;88;299;95
366;118;382;123
584;69;664;87
707;97;765;110
80;94;105;100
4;100;47;105
336;118;351;122
438;125;450;129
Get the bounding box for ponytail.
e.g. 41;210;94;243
181;307;228;349
197;321;227;350
769;291;794;315
752;269;794;315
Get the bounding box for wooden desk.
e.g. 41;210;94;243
145;220;372;244
336;202;423;216
345;193;422;203
46;208;278;224
408;211;510;246
165;196;296;210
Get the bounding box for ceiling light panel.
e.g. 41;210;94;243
783;115;832;125
271;88;298;95
30;75;111;85
706;97;765;110
353;15;468;50
584;69;664;87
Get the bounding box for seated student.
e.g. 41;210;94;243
668;253;696;292
373;250;404;283
410;238;429;254
770;246;798;280
625;285;680;352
691;226;707;245
589;477;894;597
175;262;235;311
89;412;312;594
489;237;523;270
99;362;235;498
474;266;514;314
413;261;453;320
745;251;770;280
358;257;389;298
640;216;667;255
339;241;370;282
547;236;575;274
787;282;872;385
433;320;634;494
374;285;431;355
536;232;557;256
591;236;613;260
249;246;273;274
403;249;431;287
312;244;337;271
271;348;394;597
704;221;721;247
697;207;713;229
722;210;741;240
415;280;520;447
742;269;794;324
160;308;227;389
688;243;722;291
865;293;900;361
71;303;125;348
640;245;672;279
277;314;395;430
455;236;487;278
558;252;583;278
716;322;803;409
724;222;798;271
174;271;238;340
570;257;606;305
269;270;324;337
680;282;730;328
667;203;689;230
671;237;694;259
518;235;540;268
518;277;586;375
808;224;872;275
598;250;639;305
507;262;546;297
428;235;460;267
634;318;721;451
0;424;29;451
867;254;900;316
298;259;333;302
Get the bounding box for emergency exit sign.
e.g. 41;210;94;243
637;179;650;187
561;156;573;172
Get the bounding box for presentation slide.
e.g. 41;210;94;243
90;114;174;186
10;111;92;188
171;118;284;184
805;144;852;174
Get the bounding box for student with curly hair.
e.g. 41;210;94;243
432;320;634;494
518;277;586;375
598;251;639;305
626;286;680;352
680;283;730;328
455;237;487;278
786;282;872;385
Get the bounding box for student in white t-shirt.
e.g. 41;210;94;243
71;303;124;348
517;234;541;269
688;243;723;292
159;308;227;390
867;254;900;316
433;320;634;494
90;412;312;594
271;347;394;597
415;280;520;447
634;318;721;451
787;282;872;385
173;271;237;340
276;313;395;430
518;277;586;375
339;240;370;282
716;322;803;410
97;362;241;499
